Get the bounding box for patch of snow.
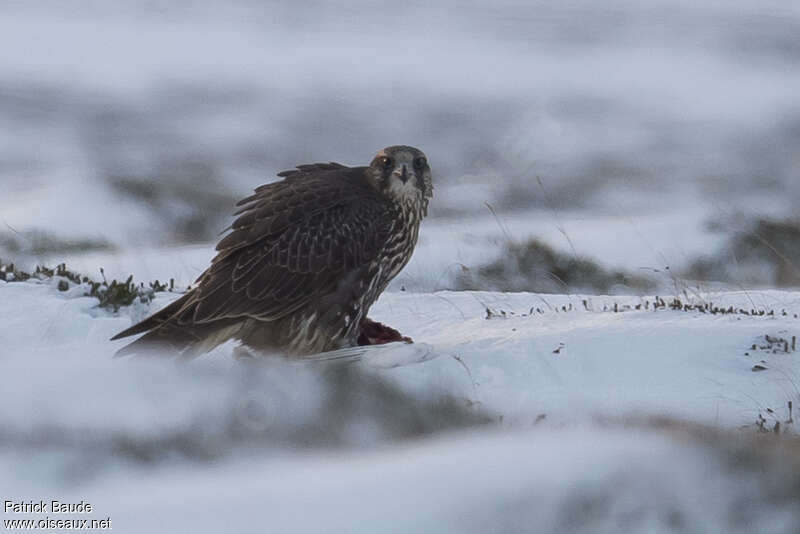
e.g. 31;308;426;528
2;273;800;532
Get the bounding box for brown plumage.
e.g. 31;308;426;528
111;146;433;357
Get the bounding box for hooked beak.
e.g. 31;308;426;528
395;164;410;183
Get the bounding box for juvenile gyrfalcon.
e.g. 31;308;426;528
111;145;432;357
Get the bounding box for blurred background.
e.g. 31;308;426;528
3;3;800;532
2;0;800;293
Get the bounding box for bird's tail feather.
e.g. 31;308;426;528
110;291;195;341
113;323;203;358
111;289;232;358
113;317;244;359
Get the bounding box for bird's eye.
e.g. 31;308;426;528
413;156;426;170
379;156;393;169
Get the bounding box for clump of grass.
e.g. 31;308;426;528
455;238;656;294
87;268;175;311
0;262;31;282
0;260;177;311
479;295;799;321
687;218;800;287
754;401;795;434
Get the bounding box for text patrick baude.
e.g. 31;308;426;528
5;501;94;514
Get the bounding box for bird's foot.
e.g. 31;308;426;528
357;318;413;346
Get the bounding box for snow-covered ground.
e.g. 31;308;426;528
2;275;799;532
3;1;800;531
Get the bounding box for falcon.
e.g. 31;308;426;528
111;145;433;357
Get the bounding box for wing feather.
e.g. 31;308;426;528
188;165;390;324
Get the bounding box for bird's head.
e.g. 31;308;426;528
368;145;433;213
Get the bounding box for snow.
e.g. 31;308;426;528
50;428;799;534
2;277;799;532
6;279;799;431
3;0;800;531
362;290;800;426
